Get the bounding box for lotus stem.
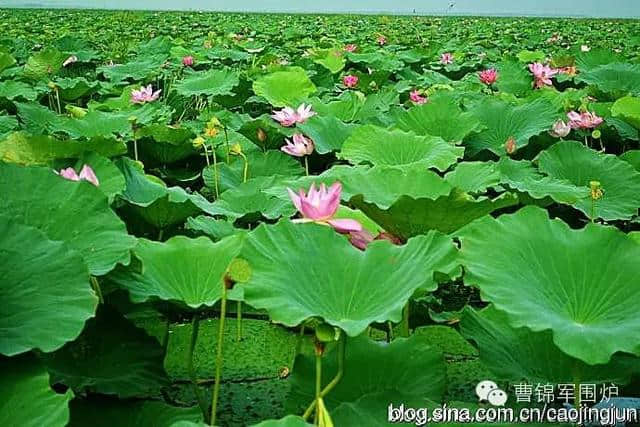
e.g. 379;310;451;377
314;350;322;425
400;302;410;338
89;276;103;304
55;88;62;114
223;127;230;163
238;151;249;183
304;156;309;176
203;144;211;167
292;324;306;371
158;228;164;242
387;321;394;342
236;301;243;342
188;314;208;419
133;134;139;162
591;199;596;224
210;283;228;426
302;331;346;420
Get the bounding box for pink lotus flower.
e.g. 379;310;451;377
287;182;362;233
348;229;403;251
440;53;454;65
281;134;314;157
478;68;499;85
182;56;194;67
344;44;357;52
343;75;358;88
409;90;427;105
567;111;603;130
271;103;316;127
549;120;571;138
528;63;558;89
131;85;161;104
63;55;78;67
56;165;99;186
377;35;387;46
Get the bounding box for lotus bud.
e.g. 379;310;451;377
315;323;337;343
205;127;219;138
192;136;205;149
256;127;267;142
230;143;243;155
47;81;56;90
313;339;325;356
505;137;517;154
590;181;604;201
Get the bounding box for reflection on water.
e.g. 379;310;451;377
2;0;640;17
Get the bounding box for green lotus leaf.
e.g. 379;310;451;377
311;48;346;74
0;163;136;275
347;52;404;72
250;416;312;427
288;334;446;414
0;80;39;101
45;306;169;398
444;161;501;193
15;101;58;134
174;69;239;97
296;115;356;154
0;216;97;356
185;215;237;240
69;399;203;427
135;124;195;164
0;50;16;72
392;93;482;143
0;355;73;427
109;234;244;307
458;206;640;364
97;54;166;82
537;141;640;220
24;47;66;79
0;132;126;165
612;96;640;129
576;63;640;96
51;111;131;140
465;98;558;156
621;150;640;172
55;77;99;101
0;115;18;139
339;125;463;171
461;306;640;385
495;59;532;96
497;157;589;204
516;50;545;63
253;67;317;107
74;152;126;203
241;220;458;336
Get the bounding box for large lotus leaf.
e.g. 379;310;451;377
185;215;237;241
253;67;317;107
174;69;239;97
109;234;244;307
69;399;203;427
240;220;458;336
497;157;589;204
465;98;558;156
576;63;640;96
444;161;501;193
24;47;66;79
355;189;518;238
495;59;532;96
0;216;97;356
45;307;168;398
311;48;346;74
0;115;18;139
461;306;640;385
211;175;296;220
97;55;167;82
339;125;463;172
621;150;640;172
0;80;39;101
458;206;640;365
346;52;404;72
288;334;446;412
612;96;640;129
15;101;58;134
296;115;356;154
392;93;482;143
251;416;312;427
0;163;136;275
0;356;73;427
537;141;640;220
0;50;16;72
51;111;131;140
74;152;126;203
0;132;126;165
55;77;99;101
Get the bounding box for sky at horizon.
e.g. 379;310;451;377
3;0;640;18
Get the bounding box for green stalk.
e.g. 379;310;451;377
188;314;207;419
210;283;228;426
236;301;243;342
203;144;211;167
304;156;309;176
302;332;346;420
133;133;139;162
55;88;62;114
387;321;394;343
400;302;410;338
223;127;231;163
90;276;103;304
314;351;322;425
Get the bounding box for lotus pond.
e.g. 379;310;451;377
1;8;640;427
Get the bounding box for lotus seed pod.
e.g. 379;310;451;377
257;128;267;142
227;258;252;283
315;323;336;343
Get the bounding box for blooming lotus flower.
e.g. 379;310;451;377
377;35;387;46
440;53;454;65
567;111;603;130
63;55;78;67
56;165;99;186
549;120;571;138
294;103;316;124
343;75;358;88
271;107;298;127
409;90;427;105
182;56;194;67
528;62;558;89
344;44;357;52
287;182;362;233
478;68;499;85
281;134;314;157
131;85;161;104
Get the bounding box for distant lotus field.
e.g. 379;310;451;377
1;9;640;427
